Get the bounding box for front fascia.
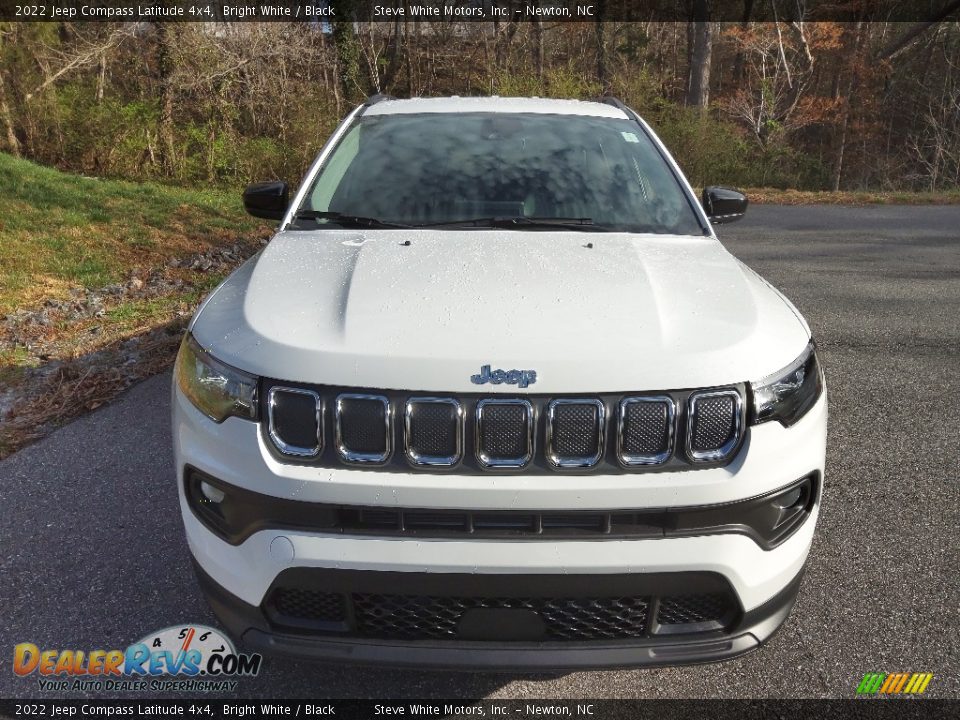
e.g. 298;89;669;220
173;383;826;513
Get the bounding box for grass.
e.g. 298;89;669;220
0;152;269;458
0;152;264;315
744;187;960;205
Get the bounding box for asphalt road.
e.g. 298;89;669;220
1;205;958;699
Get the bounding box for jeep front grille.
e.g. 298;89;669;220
262;382;746;473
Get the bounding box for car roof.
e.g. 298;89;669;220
362;96;631;119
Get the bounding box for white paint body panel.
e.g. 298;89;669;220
191;231;810;392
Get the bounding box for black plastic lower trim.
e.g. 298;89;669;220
185;465;819;550
192;560;804;670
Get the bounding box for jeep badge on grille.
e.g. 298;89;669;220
471;364;537;389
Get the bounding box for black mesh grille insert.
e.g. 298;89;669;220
269;389;320;453
690;394;737;453
337;395;388;458
478;402;530;462
264;579;740;642
657;593;732;626
621;400;671;457
407;400;460;462
351;594;650;640
270;588;345;622
550;402;601;460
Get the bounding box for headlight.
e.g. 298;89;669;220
750;341;823;427
174;333;258;422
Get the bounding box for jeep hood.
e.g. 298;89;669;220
190;229;810;393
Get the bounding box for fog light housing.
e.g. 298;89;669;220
764;475;816;542
200;481;226;504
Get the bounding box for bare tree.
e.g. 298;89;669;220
686;0;713;109
533;20;544;82
0;25;20;156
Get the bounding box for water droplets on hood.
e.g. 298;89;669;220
193;227;808;391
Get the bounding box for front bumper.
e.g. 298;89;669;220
194;559;805;670
174;383;826;668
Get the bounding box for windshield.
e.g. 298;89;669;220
296;112;704;235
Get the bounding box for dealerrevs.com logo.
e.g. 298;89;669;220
13;625;262;693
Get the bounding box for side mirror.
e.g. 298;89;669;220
242;181;289;220
702;186;748;224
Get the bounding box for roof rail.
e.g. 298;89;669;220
596;96;632;114
364;93;396;107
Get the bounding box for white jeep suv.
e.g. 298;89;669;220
172;96;827;669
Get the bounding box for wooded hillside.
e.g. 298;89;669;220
1;15;959;191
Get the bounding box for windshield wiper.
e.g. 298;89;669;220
292;210;411;229
413;216;610;231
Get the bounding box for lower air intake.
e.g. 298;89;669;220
352;593;650;640
269;587;345;623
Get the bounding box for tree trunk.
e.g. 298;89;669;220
533;20;544;83
732;0;753;83
686;1;713;109
0;32;19;157
0;68;19;157
154;22;177;176
96;52;106;103
595;1;607;92
833;22;865;191
493;19;503;73
331;1;362;104
403;0;413;95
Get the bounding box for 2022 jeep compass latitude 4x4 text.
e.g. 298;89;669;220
172;96;826;669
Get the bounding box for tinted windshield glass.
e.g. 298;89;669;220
300;112;703;235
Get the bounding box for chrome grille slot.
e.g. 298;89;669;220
686;390;742;462
618;396;675;465
267;387;322;457
546;399;605;468
335;393;392;464
405;398;463;466
475;399;534;468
